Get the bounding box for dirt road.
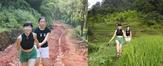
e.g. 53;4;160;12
0;23;88;66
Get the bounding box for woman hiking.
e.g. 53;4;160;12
34;17;51;66
125;26;132;43
15;22;40;66
108;23;126;57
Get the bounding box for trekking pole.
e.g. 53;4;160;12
16;50;21;66
16;60;20;66
107;33;116;46
107;36;114;46
107;40;112;47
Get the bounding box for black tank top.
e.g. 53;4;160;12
21;33;34;50
116;29;123;36
34;27;51;48
126;30;130;36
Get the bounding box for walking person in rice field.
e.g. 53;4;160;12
108;23;126;57
125;26;132;43
35;16;51;66
15;22;40;66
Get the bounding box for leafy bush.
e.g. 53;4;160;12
0;9;40;29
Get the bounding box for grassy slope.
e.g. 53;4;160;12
117;35;163;66
89;23;116;66
88;22;163;66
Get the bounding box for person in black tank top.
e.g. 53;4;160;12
21;33;34;50
34;27;50;48
108;23;126;57
15;22;39;66
126;29;130;36
34;17;50;66
116;29;123;36
125;26;132;42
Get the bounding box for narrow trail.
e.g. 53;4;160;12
0;22;88;66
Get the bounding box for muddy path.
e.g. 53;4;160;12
0;22;88;66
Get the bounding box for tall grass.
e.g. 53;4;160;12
88;22;163;66
117;35;163;66
88;23;117;66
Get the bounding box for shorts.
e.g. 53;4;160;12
34;45;40;58
125;36;131;42
35;46;49;58
19;47;37;63
116;36;125;45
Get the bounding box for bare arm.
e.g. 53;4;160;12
15;36;21;58
109;30;116;43
39;33;50;46
33;33;40;48
122;30;127;38
130;31;132;38
15;36;21;51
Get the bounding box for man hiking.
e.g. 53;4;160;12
35;17;51;66
16;22;39;66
